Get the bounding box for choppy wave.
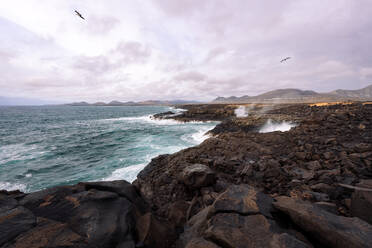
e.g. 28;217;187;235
0;106;218;192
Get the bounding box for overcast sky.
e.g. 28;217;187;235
1;0;372;103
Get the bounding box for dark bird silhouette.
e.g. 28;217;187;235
280;57;291;63
74;10;85;20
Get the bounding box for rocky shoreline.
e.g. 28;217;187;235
1;102;372;247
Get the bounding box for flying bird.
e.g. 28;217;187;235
280;57;291;63
74;10;85;20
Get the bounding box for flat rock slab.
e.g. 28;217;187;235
212;184;273;218
274;196;372;248
205;213;309;248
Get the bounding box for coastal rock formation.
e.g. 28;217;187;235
274;196;372;248
1;102;372;247
135;102;372;246
0;181;175;248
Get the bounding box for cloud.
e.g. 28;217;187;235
0;0;372;102
83;16;120;35
173;71;206;82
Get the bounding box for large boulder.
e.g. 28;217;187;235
179;185;310;248
0;180;159;248
212;184;273;218
5;217;85;248
273;196;372;248
181;164;215;189
350;180;372;225
204;213;309;248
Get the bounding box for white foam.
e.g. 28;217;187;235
259;119;296;133
103;163;146;183
0;182;27;192
0;143;45;164
235;106;249;117
168;106;187;113
181;127;212;144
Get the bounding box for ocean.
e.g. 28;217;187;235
0;105;217;192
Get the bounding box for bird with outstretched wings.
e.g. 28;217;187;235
280;57;291;63
74;10;85;20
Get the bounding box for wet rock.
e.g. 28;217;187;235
181;164;215;189
274;196;372;248
152;111;175;119
0;207;36;246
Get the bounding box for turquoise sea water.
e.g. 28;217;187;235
0;106;217;192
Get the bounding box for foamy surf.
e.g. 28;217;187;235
104;124;216;183
0;182;27;192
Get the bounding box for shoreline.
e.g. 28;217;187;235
1;102;372;247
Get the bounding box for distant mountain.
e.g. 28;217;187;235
213;84;372;103
329;85;372;98
65;99;200;106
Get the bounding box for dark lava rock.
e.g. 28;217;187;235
0;180;175;248
178;185;310;248
152;111;175;119
180;164;216;189
0;207;36;247
274;196;372;248
350;179;372;225
212;184;273;218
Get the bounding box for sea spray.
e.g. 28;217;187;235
259;119;296;133
234;106;249;117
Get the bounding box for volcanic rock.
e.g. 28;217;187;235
350;180;372;224
273;196;372;248
180;164;216;189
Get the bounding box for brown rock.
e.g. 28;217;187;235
351;180;372;225
274;196;372;248
204;213;309;248
8;217;85;248
212;185;273;218
181;164;215;189
136;212;177;248
168;200;190;227
184;238;220;248
0;207;36;246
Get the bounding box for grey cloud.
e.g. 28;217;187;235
115;41;152;64
75;55;115;74
84;16;120;35
173;71;206;82
74;41;151;74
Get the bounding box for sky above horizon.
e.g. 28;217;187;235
1;0;372;103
